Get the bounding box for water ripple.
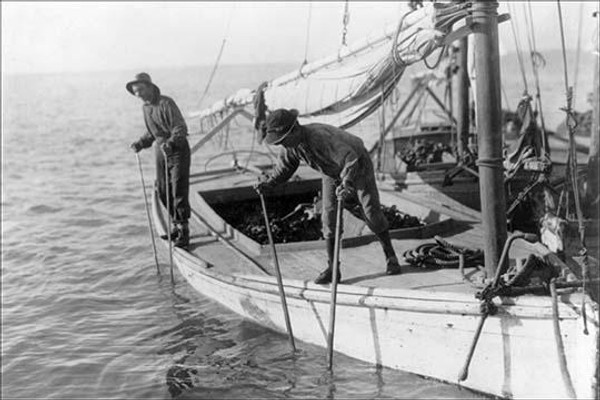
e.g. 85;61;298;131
0;66;512;399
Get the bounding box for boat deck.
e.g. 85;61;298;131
182;164;599;297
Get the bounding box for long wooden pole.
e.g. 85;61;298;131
162;149;175;282
472;0;507;278
135;153;161;274
327;196;344;370
457;312;487;382
549;279;577;399
258;193;296;353
458;231;537;382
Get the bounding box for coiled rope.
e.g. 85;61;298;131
403;236;484;269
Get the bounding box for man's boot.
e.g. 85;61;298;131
174;222;190;248
377;230;402;275
160;226;179;240
314;237;342;284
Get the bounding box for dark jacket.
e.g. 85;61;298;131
136;88;188;151
268;124;369;186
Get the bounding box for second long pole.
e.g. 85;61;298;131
327;196;344;370
258;192;296;352
162;149;174;283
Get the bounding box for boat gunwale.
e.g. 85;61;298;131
161;214;594;322
151;172;596;322
191;172;456;256
181;247;594;321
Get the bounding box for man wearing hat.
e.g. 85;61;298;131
254;108;402;284
128;72;191;248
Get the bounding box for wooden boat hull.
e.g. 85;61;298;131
152;186;599;399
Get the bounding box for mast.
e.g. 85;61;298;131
454;36;470;159
472;0;507;277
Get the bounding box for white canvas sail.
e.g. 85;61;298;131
194;2;471;131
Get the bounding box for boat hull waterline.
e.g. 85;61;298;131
151;184;597;399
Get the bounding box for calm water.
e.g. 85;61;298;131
2;53;595;399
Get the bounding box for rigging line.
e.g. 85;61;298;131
572;2;584;106
507;2;529;94
556;0;586;246
501;83;511;112
423;45;447;70
197;4;236;109
341;0;350;47
303;2;313;66
556;0;572;99
524;0;549;154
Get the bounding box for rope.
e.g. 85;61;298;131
341;0;350;47
403;236;484;269
303;2;313;66
377;84;386;173
423;46;447;70
557;0;585;242
572;2;584;106
242;121;257;172
524;0;549;155
507;2;529;94
557;1;572;104
557;1;590;336
197;4;235;109
391;11;411;68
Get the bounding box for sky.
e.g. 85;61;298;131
2;1;598;75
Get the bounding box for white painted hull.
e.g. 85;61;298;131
153;190;598;399
169;246;597;399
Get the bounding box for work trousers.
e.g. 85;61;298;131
321;156;388;239
155;140;191;224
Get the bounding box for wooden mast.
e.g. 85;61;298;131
472;0;507;277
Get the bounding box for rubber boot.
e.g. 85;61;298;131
377;230;402;275
174;222;190;248
314;237;342;284
160;226;179;240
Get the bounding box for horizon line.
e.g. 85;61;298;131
2;48;594;77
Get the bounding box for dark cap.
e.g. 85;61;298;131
126;72;160;95
264;109;299;145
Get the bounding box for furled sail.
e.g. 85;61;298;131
194;2;471;133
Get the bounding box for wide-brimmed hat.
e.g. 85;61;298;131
264;109;299;145
126;72;159;95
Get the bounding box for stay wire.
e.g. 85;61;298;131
303;2;313;66
524;0;548;155
197;4;236;109
341;0;350;47
572;2;584;106
507;2;529;94
556;0;587;248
